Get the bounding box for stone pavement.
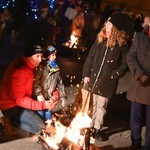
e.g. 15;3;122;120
0;35;146;150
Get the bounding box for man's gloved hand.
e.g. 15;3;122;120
138;73;150;87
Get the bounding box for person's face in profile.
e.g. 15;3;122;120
105;21;113;38
47;52;57;61
142;16;150;28
27;53;43;67
105;21;113;32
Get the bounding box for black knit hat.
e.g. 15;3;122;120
107;13;124;30
108;13;135;39
43;45;56;58
25;45;43;57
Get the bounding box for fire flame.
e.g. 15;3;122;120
65;112;92;147
64;32;79;49
39;77;95;149
41;111;92;150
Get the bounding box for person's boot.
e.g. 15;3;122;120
93;128;104;141
1;116;16;135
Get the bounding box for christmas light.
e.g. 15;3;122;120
0;0;56;20
0;0;56;13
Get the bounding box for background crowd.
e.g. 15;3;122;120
0;0;148;54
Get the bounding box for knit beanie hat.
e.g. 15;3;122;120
25;45;43;57
107;13;124;30
43;45;57;58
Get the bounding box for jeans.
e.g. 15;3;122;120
2;106;45;134
92;94;109;130
130;101;150;149
37;110;52;120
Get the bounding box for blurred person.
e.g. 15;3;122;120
64;0;77;21
60;0;71;17
101;4;116;24
126;13;150;150
133;13;144;33
63;0;77;41
121;7;135;46
70;10;84;44
53;2;63;27
82;13;129;141
76;0;83;6
11;0;30;44
38;3;49;21
85;12;102;53
24;14;60;46
0;8;12;40
133;12;150;38
116;2;126;13
33;45;67;121
0;45;59;135
45;15;60;45
142;12;150;29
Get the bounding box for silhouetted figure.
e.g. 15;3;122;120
11;0;30;44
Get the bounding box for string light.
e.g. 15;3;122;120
0;0;56;14
0;0;12;9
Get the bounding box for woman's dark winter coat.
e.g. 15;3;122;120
82;39;129;99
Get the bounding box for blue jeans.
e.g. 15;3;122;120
37;110;52;120
130;101;150;149
2;106;45;134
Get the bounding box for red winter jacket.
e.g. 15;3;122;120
0;56;59;111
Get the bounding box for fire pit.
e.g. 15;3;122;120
38;111;92;149
62;33;87;60
37;110;101;150
37;89;100;150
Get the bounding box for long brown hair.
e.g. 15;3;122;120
97;23;127;47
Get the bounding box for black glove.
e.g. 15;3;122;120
138;73;150;87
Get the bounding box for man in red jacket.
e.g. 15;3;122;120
0;44;59;135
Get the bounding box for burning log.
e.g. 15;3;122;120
39;134;83;150
38;124;84;150
40;132;101;150
38;112;92;150
39;127;93;150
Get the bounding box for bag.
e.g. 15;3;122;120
71;88;93;116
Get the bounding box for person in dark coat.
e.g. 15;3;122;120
121;8;135;46
24;13;60;46
11;0;30;44
82;13;129;140
126;14;150;150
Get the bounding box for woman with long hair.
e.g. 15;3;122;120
82;13;129;140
